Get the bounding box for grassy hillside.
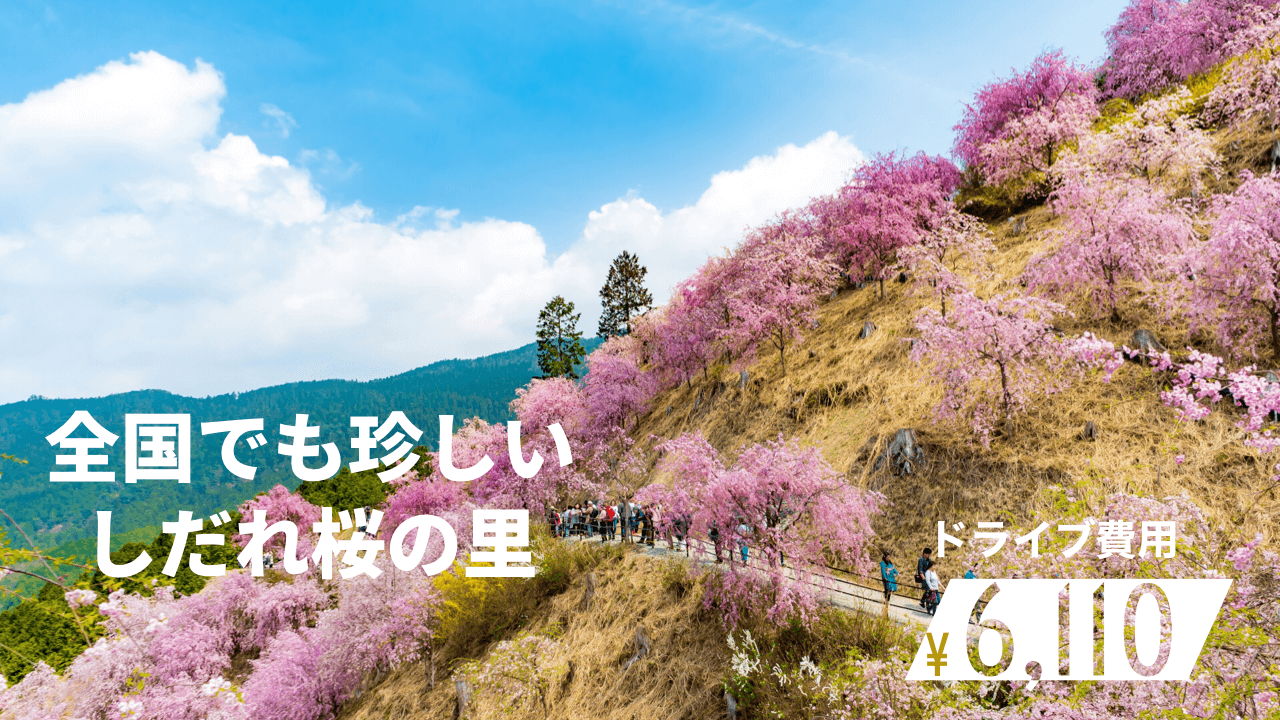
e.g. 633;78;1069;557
627;122;1280;580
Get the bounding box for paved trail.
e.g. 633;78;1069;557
565;532;964;628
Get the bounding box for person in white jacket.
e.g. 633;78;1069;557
922;559;943;615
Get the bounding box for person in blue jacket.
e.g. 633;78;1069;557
879;552;899;605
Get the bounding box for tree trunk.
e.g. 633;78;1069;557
999;361;1013;437
777;331;787;376
1271;305;1280;362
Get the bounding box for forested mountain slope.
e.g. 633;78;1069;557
0;338;599;547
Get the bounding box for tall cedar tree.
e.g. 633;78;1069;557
597;251;653;337
536;295;586;378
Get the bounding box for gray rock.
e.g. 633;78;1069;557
874;428;926;476
1131;329;1166;355
622;625;652;672
859;321;877;339
578;572;596;611
1008;216;1028;235
726;692;737;720
1081;421;1098;442
454;679;471;720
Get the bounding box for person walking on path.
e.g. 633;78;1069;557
709;523;722;563
922;560;942;615
916;548;933;609
604;503;616;542
642;505;656;547
879;553;899;607
736;519;751;565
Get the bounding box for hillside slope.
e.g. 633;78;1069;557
628;126;1280;575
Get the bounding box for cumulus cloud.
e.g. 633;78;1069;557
0;52;862;403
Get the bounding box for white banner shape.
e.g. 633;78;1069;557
907;579;1231;682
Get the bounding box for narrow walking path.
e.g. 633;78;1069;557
563;531;970;628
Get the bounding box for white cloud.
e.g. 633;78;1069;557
0;52;861;403
260;103;298;138
565;130;864;326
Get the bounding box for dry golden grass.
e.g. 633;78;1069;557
338;119;1280;720
339;551;728;720
628;136;1280;581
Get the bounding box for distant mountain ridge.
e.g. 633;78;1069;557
0;338;602;547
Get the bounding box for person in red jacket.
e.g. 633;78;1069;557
603;503;616;541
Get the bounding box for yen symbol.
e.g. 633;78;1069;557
926;632;949;677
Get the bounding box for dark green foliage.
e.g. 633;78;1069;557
83;509;243;599
597;250;653;338
294;451;432;512
0;341;579;552
536;296;586;379
0;586;98;683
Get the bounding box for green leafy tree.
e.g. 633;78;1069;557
597;250;653;337
295;450;430;512
536;296;586;379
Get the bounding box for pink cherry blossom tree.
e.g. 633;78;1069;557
953;50;1098;195
582;335;658;431
233;484;322;564
1208;13;1280;148
808;152;961;299
1101;0;1279;100
1143;346;1280;452
725;215;837;375
1023;175;1193;321
910;290;1123;445
1187;171;1280;359
636;432;884;628
1070;88;1218;192
897;209;995;317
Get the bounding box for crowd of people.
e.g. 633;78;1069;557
548;502;753;562
550;507;977;620
550;501;660;545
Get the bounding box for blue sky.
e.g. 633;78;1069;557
1;0;1124;252
0;0;1128;402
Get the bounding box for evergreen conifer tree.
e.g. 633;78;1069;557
536;295;586;378
597;251;653;337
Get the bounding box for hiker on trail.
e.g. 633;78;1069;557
736;518;751;564
709;523;722;563
650;505;662;547
618;499;631;542
916;548;933;608
673;514;690;555
922;560;942;615
879;553;899;605
604;503;616;541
